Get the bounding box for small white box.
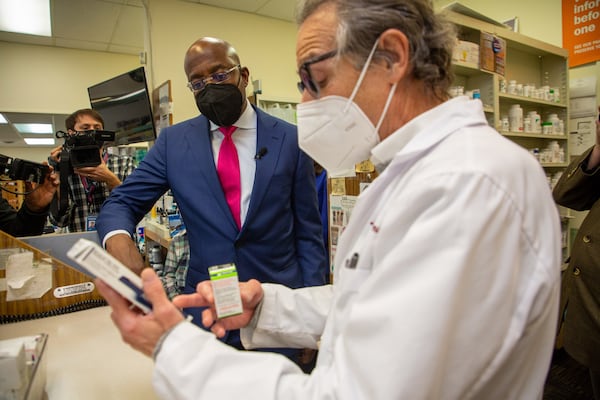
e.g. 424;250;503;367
209;263;243;319
0;339;28;391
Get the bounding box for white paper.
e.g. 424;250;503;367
570;96;597;119
5;252;52;301
569;116;597;156
0;248;21;270
328;168;357;178
570;76;597;99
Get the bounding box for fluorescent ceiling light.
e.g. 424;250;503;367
0;0;51;37
0;113;7;124
24;137;55;145
14;123;53;134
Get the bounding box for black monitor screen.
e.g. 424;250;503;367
87;67;156;145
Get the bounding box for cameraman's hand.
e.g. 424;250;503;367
24;163;59;212
49;145;63;163
75;161;121;190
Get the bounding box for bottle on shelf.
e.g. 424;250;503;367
509;104;523;132
500;116;510;132
149;245;164;271
527;111;541;133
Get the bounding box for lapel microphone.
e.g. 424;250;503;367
254;147;268;160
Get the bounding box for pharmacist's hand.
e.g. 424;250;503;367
96;268;184;358
173;279;264;338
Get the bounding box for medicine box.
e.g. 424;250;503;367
452;40;480;66
480;31;506;76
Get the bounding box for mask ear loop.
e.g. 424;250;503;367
343;38;381;113
375;81;398;132
236;66;243;88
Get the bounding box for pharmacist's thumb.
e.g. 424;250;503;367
141;268;185;329
141;268;168;306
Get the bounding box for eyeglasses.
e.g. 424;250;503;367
187;65;240;92
297;50;337;98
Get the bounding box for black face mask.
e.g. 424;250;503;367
195;84;244;126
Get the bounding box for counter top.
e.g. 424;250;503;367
0;307;158;400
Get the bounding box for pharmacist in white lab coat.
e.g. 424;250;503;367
97;0;562;399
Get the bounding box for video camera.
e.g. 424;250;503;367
55;130;115;168
0;154;50;184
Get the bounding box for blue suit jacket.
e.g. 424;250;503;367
97;107;327;335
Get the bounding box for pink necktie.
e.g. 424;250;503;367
217;126;241;229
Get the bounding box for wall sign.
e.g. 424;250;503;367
562;0;600;67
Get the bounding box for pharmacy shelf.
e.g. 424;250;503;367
446;9;571;259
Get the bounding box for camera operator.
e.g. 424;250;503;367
49;108;134;232
0;162;59;237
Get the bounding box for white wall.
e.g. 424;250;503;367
145;0;300;125
0;42;139;114
433;0;562;46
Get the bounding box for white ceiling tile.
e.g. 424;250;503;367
53;0;122;44
256;0;296;22
111;3;145;48
185;0;269;13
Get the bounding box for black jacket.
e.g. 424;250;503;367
0;197;48;237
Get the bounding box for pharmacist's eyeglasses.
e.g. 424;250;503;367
187;65;240;92
297;50;337;98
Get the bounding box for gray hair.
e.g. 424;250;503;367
296;0;456;99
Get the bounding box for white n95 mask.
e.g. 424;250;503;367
297;97;380;176
296;38;397;176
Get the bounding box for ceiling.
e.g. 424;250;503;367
0;0;296;148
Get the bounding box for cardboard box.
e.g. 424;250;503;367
453;40;480;66
480;31;506;76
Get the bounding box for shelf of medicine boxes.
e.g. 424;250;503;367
446;9;571;259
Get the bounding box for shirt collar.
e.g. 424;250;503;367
209;99;256;131
370;96;484;170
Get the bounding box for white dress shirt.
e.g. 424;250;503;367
153;96;561;399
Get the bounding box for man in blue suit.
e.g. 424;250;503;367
96;37;327;366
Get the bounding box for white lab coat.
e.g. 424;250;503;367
153;97;561;400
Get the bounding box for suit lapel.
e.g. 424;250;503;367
244;109;285;231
